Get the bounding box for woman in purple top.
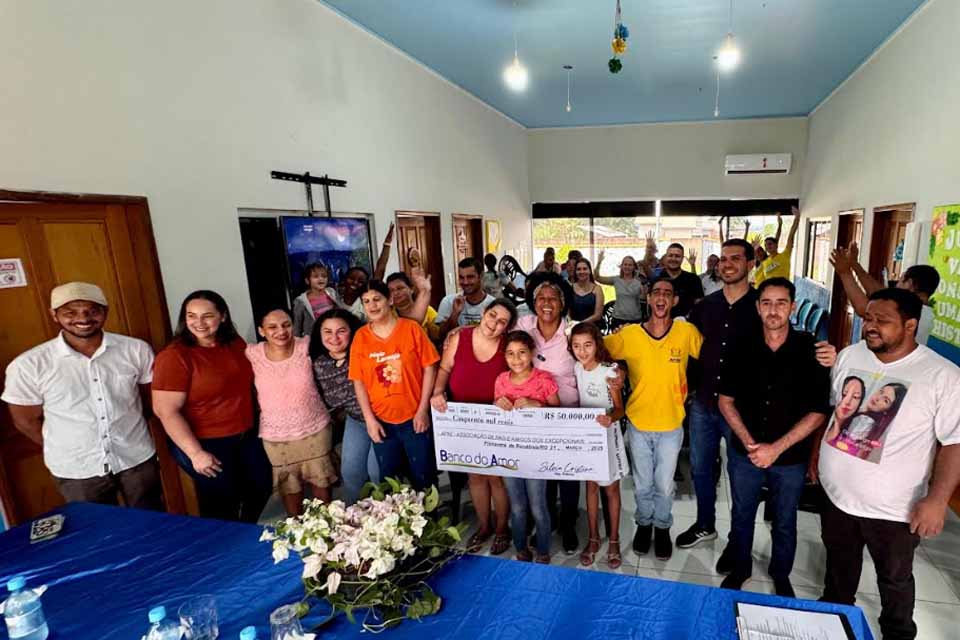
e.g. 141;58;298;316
431;298;517;555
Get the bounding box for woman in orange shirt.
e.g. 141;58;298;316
349;280;439;490
152;290;272;522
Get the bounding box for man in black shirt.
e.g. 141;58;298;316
679;239;760;550
662;243;704;317
718;277;831;597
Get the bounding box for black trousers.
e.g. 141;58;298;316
820;497;920;640
170;429;273;523
546;479;580;533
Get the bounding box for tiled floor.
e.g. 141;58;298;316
260;446;960;639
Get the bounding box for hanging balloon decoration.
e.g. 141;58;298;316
609;0;629;74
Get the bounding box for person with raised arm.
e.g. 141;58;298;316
595;249;644;330
754;207;800;286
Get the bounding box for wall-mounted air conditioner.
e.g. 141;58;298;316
724;153;792;175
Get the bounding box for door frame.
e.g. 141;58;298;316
0;189;184;523
451;213;484;263
395;211;445;308
868;203;916;284
827;209;865;346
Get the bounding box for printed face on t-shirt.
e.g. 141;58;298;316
825;370;909;464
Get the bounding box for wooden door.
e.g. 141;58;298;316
828;210;864;347
0;195;182;526
869;204;915;286
452;215;483;264
396;213;445;308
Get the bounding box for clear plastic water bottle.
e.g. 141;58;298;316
145;606;181;640
239;626;258;640
3;576;49;640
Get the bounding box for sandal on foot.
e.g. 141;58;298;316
490;533;512;556
535;553;551;564
607;540;622;570
579;538;602;566
466;529;493;553
516;548;533;562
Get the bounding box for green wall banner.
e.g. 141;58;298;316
928;204;960;365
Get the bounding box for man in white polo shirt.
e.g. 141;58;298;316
2;282;162;510
813;288;960;640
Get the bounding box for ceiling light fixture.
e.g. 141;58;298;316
503;4;528;92
563;65;573;112
716;0;741;72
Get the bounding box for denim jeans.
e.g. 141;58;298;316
371;418;437;491
626;424;684;529
504;477;551;555
727;446;806;580
169;429;273;523
340;414;381;504
688;397;731;530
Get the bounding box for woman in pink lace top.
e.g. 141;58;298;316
246;309;336;515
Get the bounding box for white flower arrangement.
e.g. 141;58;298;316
262;479;464;632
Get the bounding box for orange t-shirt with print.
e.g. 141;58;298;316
348;318;440;424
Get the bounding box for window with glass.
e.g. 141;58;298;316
804;220;833;285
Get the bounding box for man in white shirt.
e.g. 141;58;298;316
813;288;960;640
1;282;162;510
434;257;495;339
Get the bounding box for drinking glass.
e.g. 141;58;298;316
270;604;304;640
179;595;219;640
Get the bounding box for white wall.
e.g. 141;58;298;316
802;0;959;266
527;118;808;203
0;0;530;337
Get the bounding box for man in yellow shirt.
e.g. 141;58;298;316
755;206;801;286
605;277;703;561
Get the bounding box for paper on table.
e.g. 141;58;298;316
736;603;853;640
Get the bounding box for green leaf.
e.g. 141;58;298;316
359;482;375;500
445;526;461;542
385;477;401;492
429;546;444;558
372;488;385;501
424;485;440;512
436;515;450;529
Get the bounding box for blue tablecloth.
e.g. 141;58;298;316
0;503;875;640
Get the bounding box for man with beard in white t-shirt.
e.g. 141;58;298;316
812;288;960;640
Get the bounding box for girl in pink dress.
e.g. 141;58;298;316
493;330;560;563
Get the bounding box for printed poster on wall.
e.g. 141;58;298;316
928;204;960;365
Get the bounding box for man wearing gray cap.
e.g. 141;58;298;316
2;282;163;509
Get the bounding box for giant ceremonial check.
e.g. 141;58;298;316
432;402;628;483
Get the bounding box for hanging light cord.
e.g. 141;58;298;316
729;0;735;33
714;67;721;117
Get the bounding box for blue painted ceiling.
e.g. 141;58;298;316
320;0;926;127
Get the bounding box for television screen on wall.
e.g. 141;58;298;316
281;216;373;297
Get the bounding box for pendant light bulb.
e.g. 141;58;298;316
563;64;573;113
504;53;528;91
717;33;740;71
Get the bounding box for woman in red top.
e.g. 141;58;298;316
430;299;517;555
152;290;272;522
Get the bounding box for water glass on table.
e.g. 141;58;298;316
178;595;219;640
269;604;304;640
